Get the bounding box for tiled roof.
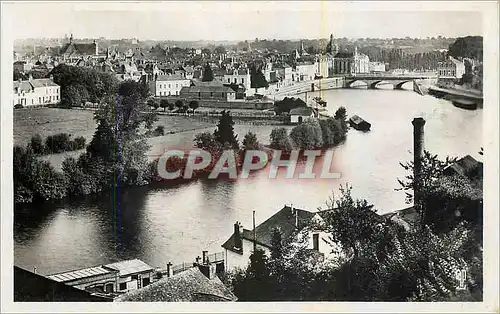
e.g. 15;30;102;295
116;267;237;302
104;259;154;277
334;52;354;58
13;81;34;93
156;74;188;81
223;206;316;253
290;107;314;116
30;78;59;88
47;266;117;283
181;85;234;93
60;42;97;56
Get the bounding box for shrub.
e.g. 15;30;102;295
73;136;87;150
269;127;293;152
153;126;165;137
45;133;72;154
30;134;45;155
289;118;323;149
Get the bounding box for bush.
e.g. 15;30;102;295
152;126;165;137
73;136;87;150
30;134;45;155
289;118;323;149
45;133;72;154
270;127;293;152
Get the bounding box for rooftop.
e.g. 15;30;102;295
46;266;117;283
14;266;111;302
290;107;314;116
104;259;154;277
115;267;237;302
156;74;188;81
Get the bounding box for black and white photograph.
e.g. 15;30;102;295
1;1;498;312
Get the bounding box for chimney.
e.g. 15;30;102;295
195;256;201;265
166;262;173;277
94;40;98;56
49;75;53;81
234;221;242;251
412;117;426;222
198;262;217;280
295;209;298;228
202;250;208;264
33;266;37;274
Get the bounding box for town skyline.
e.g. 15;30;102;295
5;2;483;41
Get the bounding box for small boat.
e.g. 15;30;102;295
349;115;371;131
312;97;327;108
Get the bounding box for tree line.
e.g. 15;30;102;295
223;150;483;301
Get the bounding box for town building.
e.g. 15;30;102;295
105;259;156;292
116;263;237;302
13;60;33;73
151;74;191;96
223;68;251;92
45;259;156;297
221;205;336;270
290;107;315;124
295;61;317;81
438;56;466;79
333;47;370;75
59;34;101;64
369;61;386;73
180;83;236;101
13;76;60;107
14;266;111;302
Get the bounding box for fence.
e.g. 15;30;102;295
167;251;225;276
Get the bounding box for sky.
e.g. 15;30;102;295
5;2;483;41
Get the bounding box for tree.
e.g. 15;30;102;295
397;150;457;227
61;84;89;108
160;99;169;112
448;36;483;60
175;99;184;111
147;98;159;110
213;110;239;149
289;118;323;149
30;134;44;155
250;65;269;93
202;63;214;82
189;100;199;113
242;131;261;151
84;79;157;188
231;248;272;301
269;127;293;152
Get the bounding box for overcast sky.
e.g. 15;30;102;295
5;2;483;41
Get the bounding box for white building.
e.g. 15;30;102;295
13;77;60;107
438;56;466;79
369;61;386;73
223;68;251;91
290;107;315;124
153;74;191;96
221;205;337;270
295;62;317;82
46;259;156;296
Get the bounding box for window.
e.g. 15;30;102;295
313;233;319;251
227;78;230;83
168;84;171;88
131;274;138;280
119;283;127;290
241;78;244;84
39;97;41;103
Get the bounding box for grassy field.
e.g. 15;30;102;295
14;108;215;146
14;108;285;171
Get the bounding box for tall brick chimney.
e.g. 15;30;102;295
412;117;426;222
233;221;242;251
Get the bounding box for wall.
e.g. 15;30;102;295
225;238;270;270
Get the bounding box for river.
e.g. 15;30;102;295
14;86;483;275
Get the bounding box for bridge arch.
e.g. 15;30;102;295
395;80;412;90
347;80;368;89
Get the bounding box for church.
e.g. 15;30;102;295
59;34;103;64
327;34;370;75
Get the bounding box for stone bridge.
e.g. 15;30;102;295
344;73;438;89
